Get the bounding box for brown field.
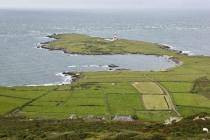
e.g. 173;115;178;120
142;95;169;110
132;82;164;94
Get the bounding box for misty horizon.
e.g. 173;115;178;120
0;0;210;10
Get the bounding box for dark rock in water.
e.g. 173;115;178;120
62;72;80;82
40;41;50;45
63;50;69;54
63;72;74;75
63;72;80;77
177;50;182;54
160;45;170;49
108;64;119;68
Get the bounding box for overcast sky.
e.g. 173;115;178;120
0;0;210;9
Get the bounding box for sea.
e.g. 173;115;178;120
0;9;210;86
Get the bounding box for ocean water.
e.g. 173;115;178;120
0;9;210;86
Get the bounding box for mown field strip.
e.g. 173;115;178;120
132;81;176;112
132;82;164;94
142;95;169;110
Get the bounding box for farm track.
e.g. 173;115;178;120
156;82;181;116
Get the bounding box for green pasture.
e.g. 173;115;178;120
172;93;210;108
0;34;210;121
160;82;193;93
46;33;177;56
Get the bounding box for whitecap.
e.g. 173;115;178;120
144;26;160;29
68;54;78;56
55;72;64;77
68;65;77;68
89;65;100;67
102;65;109;68
54;27;64;30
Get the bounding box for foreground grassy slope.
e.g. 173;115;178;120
0;113;210;140
1;33;210;122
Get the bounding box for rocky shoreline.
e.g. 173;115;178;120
62;72;80;83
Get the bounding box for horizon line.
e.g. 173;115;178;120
0;7;210;11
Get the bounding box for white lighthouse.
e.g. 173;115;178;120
113;33;118;41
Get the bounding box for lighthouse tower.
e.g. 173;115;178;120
113;33;118;41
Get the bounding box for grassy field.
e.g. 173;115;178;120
172;93;210;108
0;82;145;120
160;82;193;93
0;33;210;123
44;33;176;55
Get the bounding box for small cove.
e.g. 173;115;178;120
0;47;177;86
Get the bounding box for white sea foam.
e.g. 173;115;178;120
174;27;200;31
80;65;101;68
89;65;100;67
160;43;195;56
102;65;109;68
56;72;72;84
55;72;64;77
143;26;161;29
63;75;72;84
36;42;47;49
68;54;78;56
25;72;72;87
54;27;64;30
42;36;50;39
68;65;77;68
182;51;194;56
161;43;176;50
26;82;62;87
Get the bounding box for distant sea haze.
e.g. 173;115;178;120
0;9;210;86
